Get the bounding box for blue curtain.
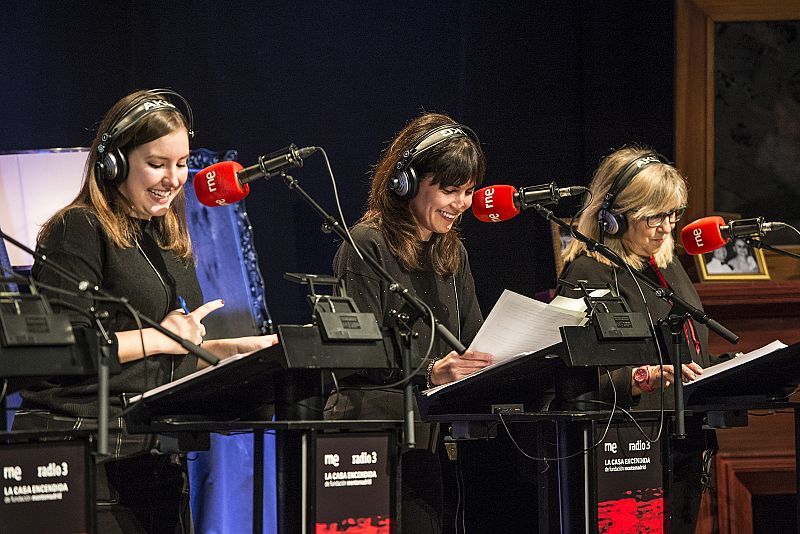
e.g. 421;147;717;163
185;149;276;533
189;433;277;534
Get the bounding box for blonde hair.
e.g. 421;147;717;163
563;145;688;270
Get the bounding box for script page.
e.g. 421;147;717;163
423;289;588;395
687;339;788;384
468;289;585;362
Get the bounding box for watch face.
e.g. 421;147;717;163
634;367;654;392
634;367;648;383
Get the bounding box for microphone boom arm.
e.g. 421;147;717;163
745;237;800;261
531;204;739;440
0;229;219;366
535;205;738;344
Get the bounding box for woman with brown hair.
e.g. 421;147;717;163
328;112;494;532
15;89;276;533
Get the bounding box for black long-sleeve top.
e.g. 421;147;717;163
557;254;717;410
333;224;484;375
20;208;203;418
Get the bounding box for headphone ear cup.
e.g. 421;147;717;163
98;149;128;183
615;212;628;235
598;206;627;237
389;165;419;201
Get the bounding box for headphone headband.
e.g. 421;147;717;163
598;151;666;239
395;123;479;176
96;88;194;183
97;88;194;156
603;152;664;207
389;122;480;200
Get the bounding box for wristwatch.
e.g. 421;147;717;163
634;366;655;393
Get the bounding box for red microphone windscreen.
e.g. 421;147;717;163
471;185;520;222
193;161;250;207
680;215;729;255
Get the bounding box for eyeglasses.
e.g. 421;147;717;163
645;207;686;228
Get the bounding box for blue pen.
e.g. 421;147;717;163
178;295;191;315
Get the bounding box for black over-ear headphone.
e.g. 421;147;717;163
597;152;665;238
388;123;480;201
96;88;194;183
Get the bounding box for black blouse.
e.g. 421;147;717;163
333;224;484;370
21;208;203;417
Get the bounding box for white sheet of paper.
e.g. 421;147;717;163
687;339;788;385
467;289;586;362
422;289;590;395
548;289;609;313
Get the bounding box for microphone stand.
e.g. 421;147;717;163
0;230;219;457
745;238;800;261
280;172;466;450
531;204;739;439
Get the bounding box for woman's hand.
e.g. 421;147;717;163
632;362;704;395
158;299;225;354
115;299;225;362
199;334;280;364
430;349;493;386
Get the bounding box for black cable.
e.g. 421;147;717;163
497;368;619;463
456;450;466;534
619;260;667;443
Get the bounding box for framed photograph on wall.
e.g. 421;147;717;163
676;0;800;280
696;238;770;281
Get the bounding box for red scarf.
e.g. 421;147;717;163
648;256;701;356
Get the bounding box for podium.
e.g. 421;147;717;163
419;341;670;533
419;338;800;533
124;324;403;534
683;341;800;533
0;299;108;534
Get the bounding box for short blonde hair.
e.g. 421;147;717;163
563;146;688;270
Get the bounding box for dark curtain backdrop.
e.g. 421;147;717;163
0;0;675;326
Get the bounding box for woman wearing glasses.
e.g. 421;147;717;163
556;146;717;533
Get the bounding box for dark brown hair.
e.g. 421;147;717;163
362;112;485;274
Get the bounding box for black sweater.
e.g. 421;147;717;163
557;254;718;410
21;208;203;418
333;224;484;369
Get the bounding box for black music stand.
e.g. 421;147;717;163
683;341;800;533
418;311;678;534
0;288;117;431
124;323;402;534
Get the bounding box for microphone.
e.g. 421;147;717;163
193;145;317;206
680;215;786;255
471;183;587;222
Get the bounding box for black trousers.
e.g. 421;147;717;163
95;454;191;534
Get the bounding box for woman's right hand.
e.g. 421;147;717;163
430;349;493;386
632;362;704;395
158;299;225;354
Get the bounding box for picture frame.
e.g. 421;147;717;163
696;237;770;282
676;0;800;278
551;220;578;276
